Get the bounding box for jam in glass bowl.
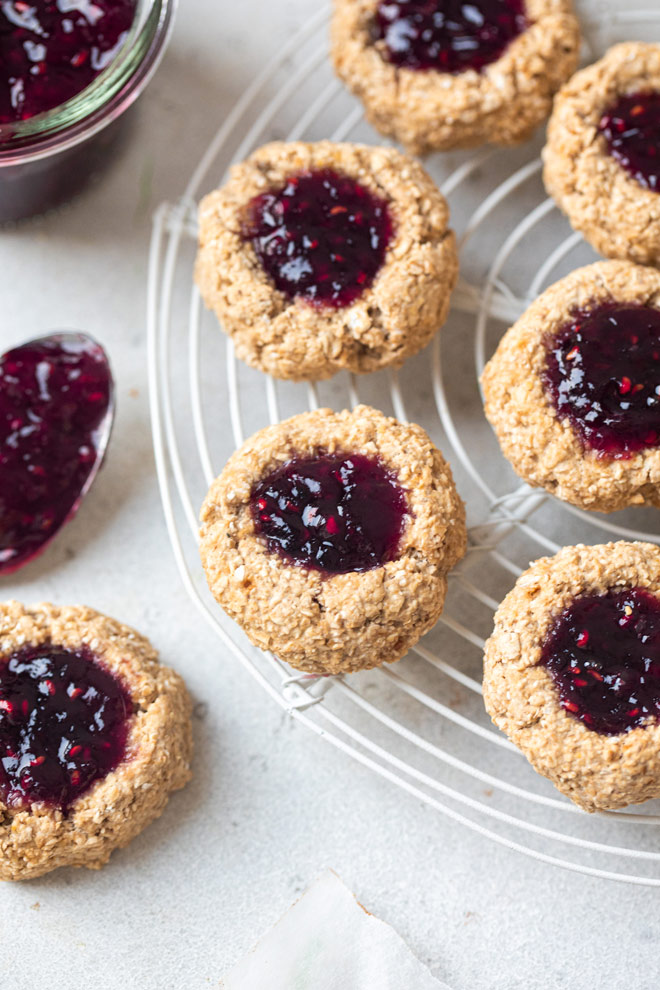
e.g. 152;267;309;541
0;0;176;222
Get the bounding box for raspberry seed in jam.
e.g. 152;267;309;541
0;645;130;810
0;333;114;575
540;589;660;735
542;303;660;458
373;0;528;74
0;0;137;125
242;169;393;308
250;453;408;573
599;92;660;193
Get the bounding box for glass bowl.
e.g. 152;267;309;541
0;0;177;223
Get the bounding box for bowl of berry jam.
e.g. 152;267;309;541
0;0;176;222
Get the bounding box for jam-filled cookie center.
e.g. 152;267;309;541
540;589;660;736
599;92;660;193
0;645;130;810
250;453;408;573
0;336;112;574
542;303;660;458
241;169;393;308
372;0;528;74
0;0;136;125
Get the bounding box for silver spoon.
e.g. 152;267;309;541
0;330;115;576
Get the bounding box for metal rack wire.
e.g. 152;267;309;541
147;3;660;884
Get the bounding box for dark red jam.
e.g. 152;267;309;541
372;0;528;73
0;645;130;809
599;92;660;193
242;169;393;309
542;303;660;459
540;589;660;736
0;334;113;575
0;0;136;125
250;453;408;574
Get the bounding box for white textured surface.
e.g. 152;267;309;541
2;2;660;988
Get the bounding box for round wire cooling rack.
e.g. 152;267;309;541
147;3;660;885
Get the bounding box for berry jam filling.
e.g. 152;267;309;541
242;169;393;309
0;645;130;809
599;92;660;193
372;0;528;73
0;334;113;575
250;453;408;574
0;0;137;125
542;303;660;459
540;589;660;736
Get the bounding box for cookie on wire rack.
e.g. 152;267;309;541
544;42;660;267
195;141;458;381
331;0;580;155
0;601;193;880
199;405;466;675
484;542;660;812
482;260;660;513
